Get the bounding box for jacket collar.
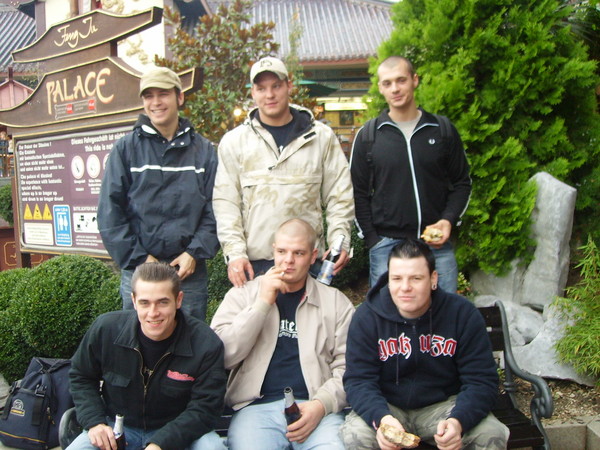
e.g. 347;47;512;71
376;107;438;130
303;276;324;307
134;114;195;143
247;104;314;132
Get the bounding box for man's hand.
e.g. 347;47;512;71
87;423;117;450
321;248;349;276
434;418;463;450
286;400;325;443
423;219;452;249
227;257;254;288
258;265;289;306
376;415;404;450
171;251;196;280
145;444;162;450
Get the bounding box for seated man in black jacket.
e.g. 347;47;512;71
340;239;508;450
67;263;226;450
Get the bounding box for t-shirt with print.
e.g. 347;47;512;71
255;286;309;403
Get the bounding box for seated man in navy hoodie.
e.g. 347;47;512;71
340;239;508;450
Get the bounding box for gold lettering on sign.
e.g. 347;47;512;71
45;68;115;115
53;17;99;48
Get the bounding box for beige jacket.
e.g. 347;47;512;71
213;105;354;262
210;275;355;414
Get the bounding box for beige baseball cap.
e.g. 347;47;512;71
250;57;289;83
139;67;183;96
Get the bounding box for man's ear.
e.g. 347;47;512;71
311;247;318;265
131;293;137;310
431;270;439;289
176;291;184;309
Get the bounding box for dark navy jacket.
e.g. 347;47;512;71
343;276;498;433
69;310;226;450
97;115;219;269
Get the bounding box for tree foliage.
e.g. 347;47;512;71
369;0;600;274
0;183;13;226
156;0;279;143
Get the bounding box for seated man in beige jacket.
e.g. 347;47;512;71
210;218;355;450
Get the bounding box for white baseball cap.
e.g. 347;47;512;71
250;57;289;83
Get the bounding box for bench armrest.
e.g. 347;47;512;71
494;300;554;423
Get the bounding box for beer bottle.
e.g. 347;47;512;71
283;387;301;425
316;235;345;285
113;414;126;450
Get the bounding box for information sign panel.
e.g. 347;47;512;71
16;126;129;255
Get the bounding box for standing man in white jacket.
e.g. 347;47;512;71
213;57;354;287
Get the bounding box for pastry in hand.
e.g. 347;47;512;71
421;227;443;243
379;423;421;448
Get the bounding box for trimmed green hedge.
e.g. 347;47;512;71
0;255;121;382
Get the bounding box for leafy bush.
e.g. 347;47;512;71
0;183;13;226
331;223;368;290
553;236;600;382
0;255;121;381
0;310;35;382
0;268;29;311
206;251;229;323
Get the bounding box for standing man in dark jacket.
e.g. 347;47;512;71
98;67;219;320
350;56;471;291
67;263;226;450
340;239;508;450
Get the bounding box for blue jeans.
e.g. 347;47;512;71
66;426;226;450
227;398;345;450
369;237;458;293
120;260;209;321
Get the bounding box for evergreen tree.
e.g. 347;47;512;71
370;0;600;274
156;0;279;143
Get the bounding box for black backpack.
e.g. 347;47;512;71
360;114;452;195
0;357;73;449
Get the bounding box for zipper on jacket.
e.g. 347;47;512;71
380;120;439;238
136;348;171;431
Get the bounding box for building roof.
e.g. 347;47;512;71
0;4;36;73
206;0;393;65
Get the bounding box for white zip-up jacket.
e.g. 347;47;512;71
214;105;354;262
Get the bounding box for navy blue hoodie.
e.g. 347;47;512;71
343;275;498;433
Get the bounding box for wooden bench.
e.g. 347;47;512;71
60;301;554;449
215;302;554;449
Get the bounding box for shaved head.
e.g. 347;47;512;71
378;56;415;78
275;218;317;250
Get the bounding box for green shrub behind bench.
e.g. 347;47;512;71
0;255;121;382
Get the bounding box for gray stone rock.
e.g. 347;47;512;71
520;172;576;309
474;295;544;345
471;172;576;310
512;303;598;386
